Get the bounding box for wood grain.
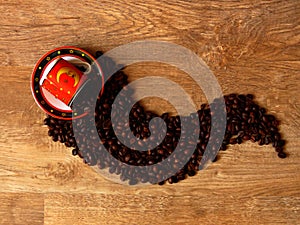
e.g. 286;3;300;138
0;0;299;224
0;193;44;225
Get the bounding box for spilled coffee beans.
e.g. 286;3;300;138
43;53;287;185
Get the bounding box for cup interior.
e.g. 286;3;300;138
40;56;91;111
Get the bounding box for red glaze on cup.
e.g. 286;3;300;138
41;58;88;106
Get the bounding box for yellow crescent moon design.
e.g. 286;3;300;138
56;67;80;87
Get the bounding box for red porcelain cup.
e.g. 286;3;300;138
41;58;88;106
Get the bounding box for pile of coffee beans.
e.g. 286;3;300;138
43;52;287;185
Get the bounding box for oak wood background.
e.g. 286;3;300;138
0;0;299;224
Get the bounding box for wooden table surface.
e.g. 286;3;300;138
0;0;299;224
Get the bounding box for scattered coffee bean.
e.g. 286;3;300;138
278;152;287;158
72;148;78;156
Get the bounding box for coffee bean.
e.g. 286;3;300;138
72;148;78;156
278;152;287;158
